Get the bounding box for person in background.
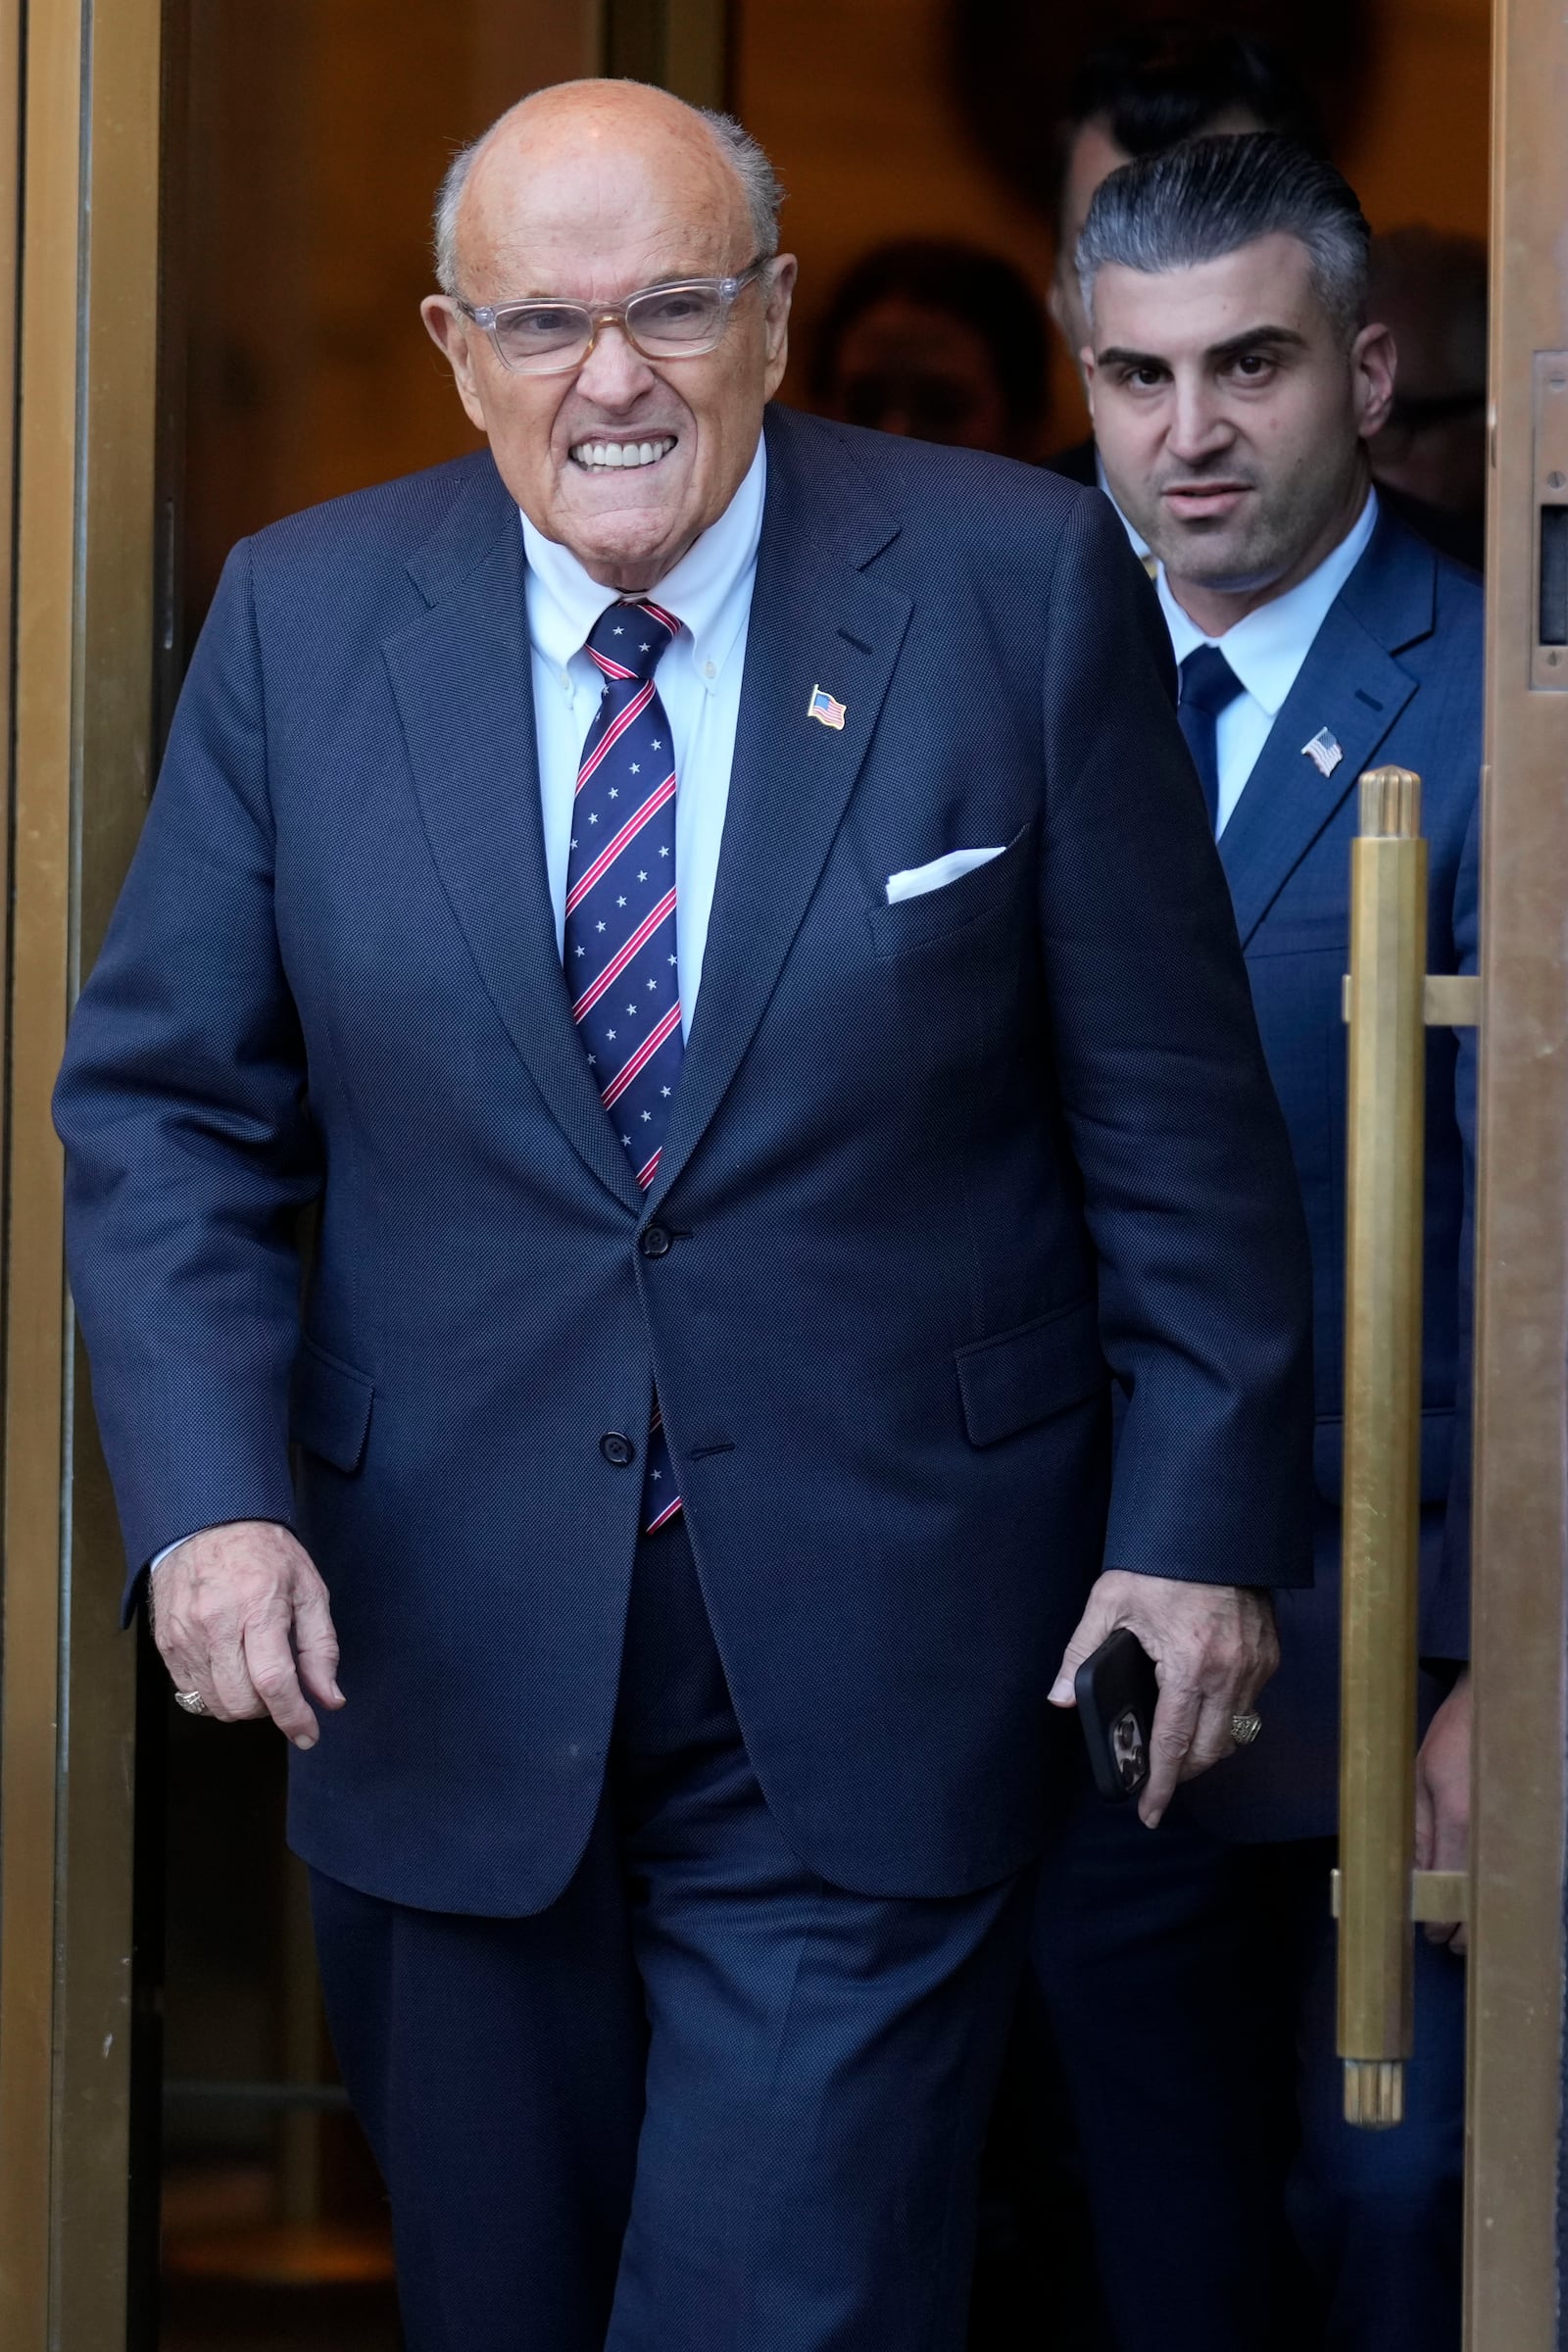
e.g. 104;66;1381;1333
1367;226;1489;569
1043;22;1325;493
1033;133;1476;2352
809;235;1051;458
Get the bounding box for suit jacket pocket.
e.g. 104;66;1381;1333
1312;1409;1452;1504
956;1297;1105;1446
290;1337;374;1472
868;822;1033;959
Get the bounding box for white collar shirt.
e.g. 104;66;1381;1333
520;434;767;1037
1155;488;1379;836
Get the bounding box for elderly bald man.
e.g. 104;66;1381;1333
55;79;1314;2350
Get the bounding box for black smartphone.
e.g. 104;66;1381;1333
1075;1628;1159;1803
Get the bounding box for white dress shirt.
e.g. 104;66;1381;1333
520;435;766;1038
152;441;767;1582
1156;490;1379;837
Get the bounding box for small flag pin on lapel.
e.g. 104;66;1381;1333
1301;726;1344;777
808;683;847;730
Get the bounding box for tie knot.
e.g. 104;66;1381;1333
587;599;680;685
1180;644;1245;719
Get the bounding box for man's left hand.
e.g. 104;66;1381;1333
1050;1571;1279;1828
1415;1669;1472;1954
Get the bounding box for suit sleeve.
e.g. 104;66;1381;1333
1037;491;1316;1588
1422;788;1480;1663
53;541;320;1611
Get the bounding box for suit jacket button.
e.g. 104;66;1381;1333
600;1432;636;1468
640;1224;672;1258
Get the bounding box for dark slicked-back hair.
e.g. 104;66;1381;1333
1052;24;1325;230
1076;132;1370;342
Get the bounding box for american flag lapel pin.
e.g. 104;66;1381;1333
1301;726;1344;777
808;683;847;731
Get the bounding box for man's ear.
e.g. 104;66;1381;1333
1050;262;1097;393
761;254;798;400
1351;318;1397;444
1081;349;1099;423
420;296;489;435
1047;266;1084;370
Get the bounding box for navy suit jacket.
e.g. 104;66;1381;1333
1181;506;1480;1842
54;405;1313;1914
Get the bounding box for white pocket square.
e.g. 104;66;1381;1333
885;847;1005;906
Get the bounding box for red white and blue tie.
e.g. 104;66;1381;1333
564;598;684;1533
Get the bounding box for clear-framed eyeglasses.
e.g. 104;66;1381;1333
456;258;771;376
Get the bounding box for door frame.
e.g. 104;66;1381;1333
0;0;164;2342
1465;0;1568;2339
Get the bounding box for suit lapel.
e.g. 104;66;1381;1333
1218;514;1436;946
646;411;911;1210
386;458;642;1213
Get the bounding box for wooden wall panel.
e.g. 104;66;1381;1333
181;0;599;616
1341;0;1493;239
735;0;1054;419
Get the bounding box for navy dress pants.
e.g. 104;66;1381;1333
311;1514;1035;2352
1030;1790;1464;2352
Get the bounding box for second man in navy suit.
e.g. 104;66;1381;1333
1035;134;1477;2352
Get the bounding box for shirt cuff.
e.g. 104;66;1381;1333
149;1534;202;1577
148;1517;292;1577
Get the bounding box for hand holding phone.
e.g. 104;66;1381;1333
1051;1570;1277;1825
1075;1628;1159;1803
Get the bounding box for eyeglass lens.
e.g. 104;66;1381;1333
494;283;732;371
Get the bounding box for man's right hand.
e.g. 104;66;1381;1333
148;1520;345;1749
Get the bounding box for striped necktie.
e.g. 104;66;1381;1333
563;598;685;1533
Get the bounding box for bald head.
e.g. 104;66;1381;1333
420;79;795;593
435;81;780;300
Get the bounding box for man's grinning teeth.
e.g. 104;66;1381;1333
570;437;677;471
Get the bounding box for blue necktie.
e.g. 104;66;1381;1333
564;599;685;1533
1178;645;1245;833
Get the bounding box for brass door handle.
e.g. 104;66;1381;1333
1337;768;1479;2132
1330;1868;1469;1923
1340;973;1482;1025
